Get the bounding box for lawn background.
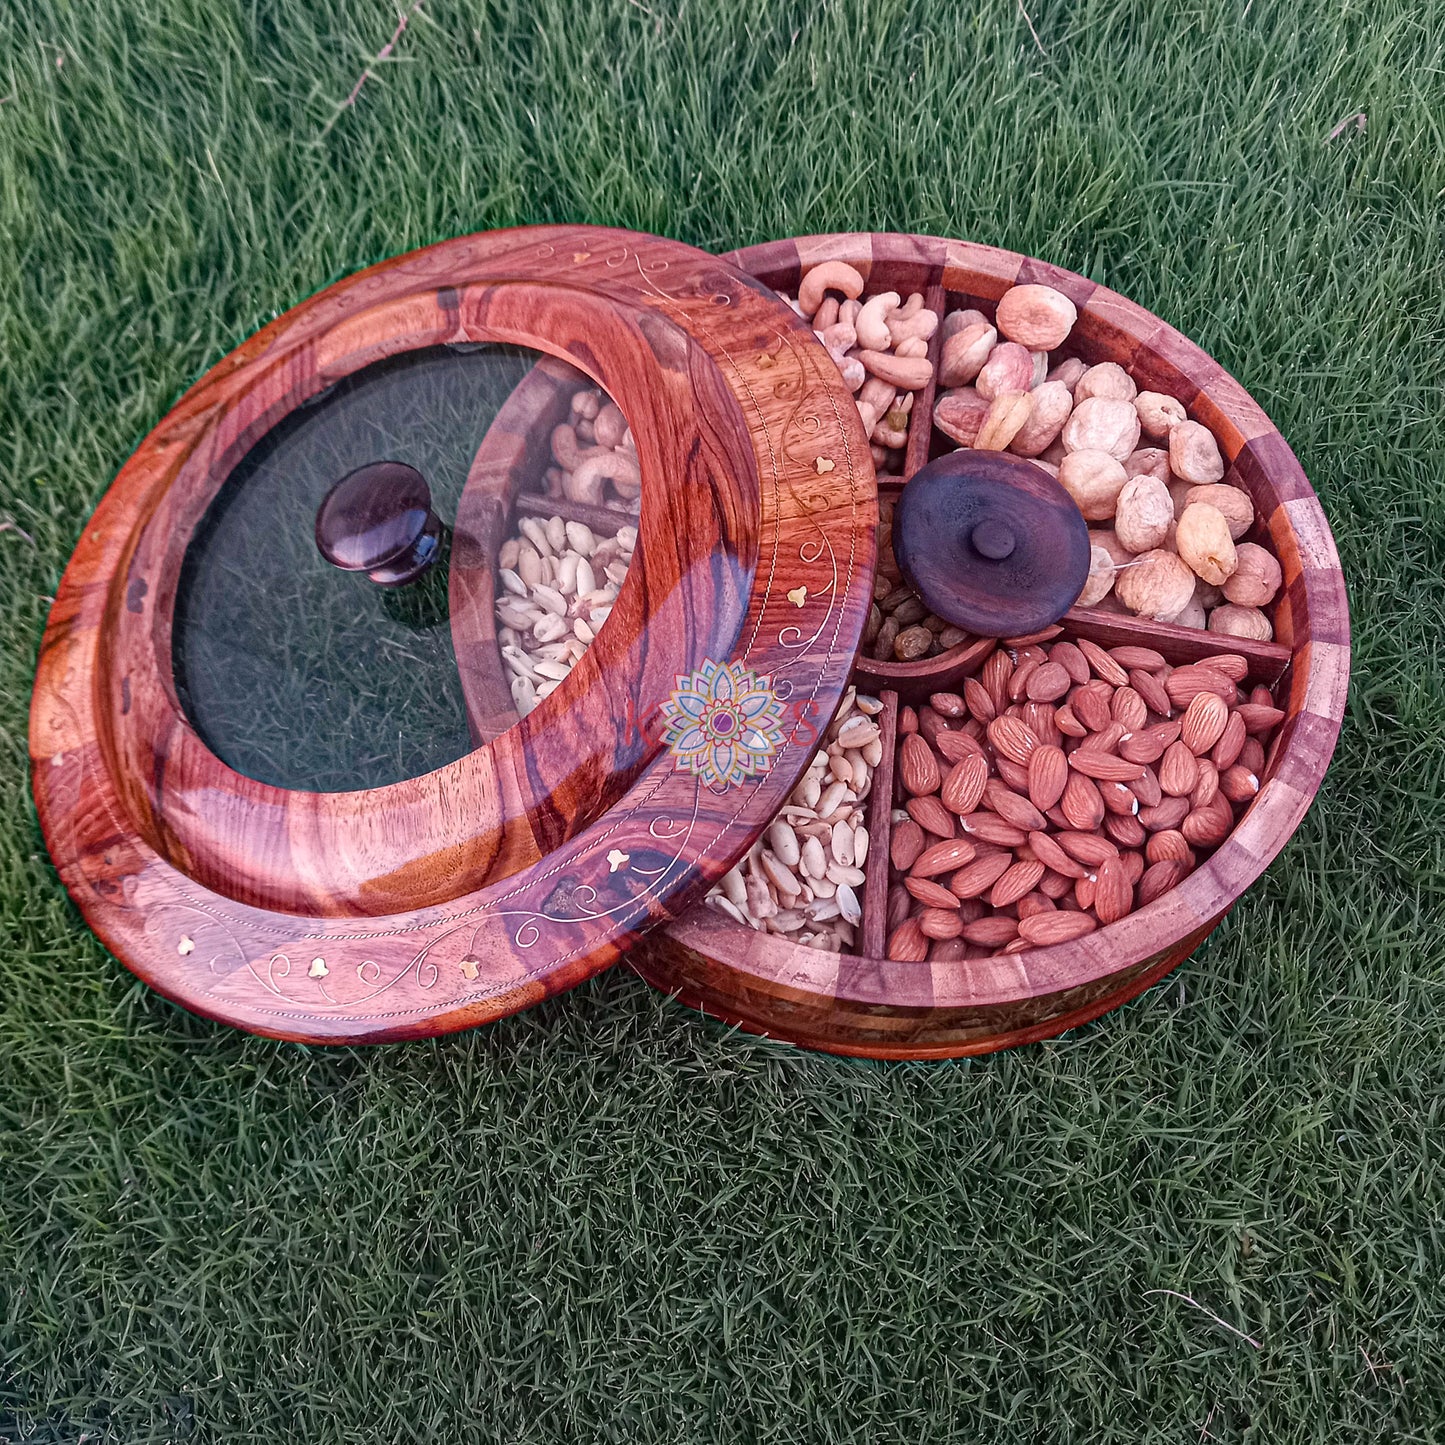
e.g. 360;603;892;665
3;0;1444;1440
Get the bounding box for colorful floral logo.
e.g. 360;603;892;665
660;659;787;789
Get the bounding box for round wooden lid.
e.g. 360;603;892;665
29;226;877;1042
891;450;1089;637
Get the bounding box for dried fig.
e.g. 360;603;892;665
1115;548;1196;620
1058;449;1129;521
995;285;1077;350
934;387;990;446
1183;483;1254;540
976;342;1034;400
1113;475;1174;553
1061;397;1141;461
1208;603;1274;640
1008;379;1072;456
1076;544;1118;606
1073;362;1137;404
1169;420;1225;484
1175;502;1239;585
1222;542;1283;606
1135;391;1187;438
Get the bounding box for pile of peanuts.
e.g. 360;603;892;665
862;495;975;662
886;634;1283;961
705;688;881;951
932;283;1282;640
495;517;634;717
783;261;939;477
539;386;641;514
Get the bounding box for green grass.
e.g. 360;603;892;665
2;0;1444;1439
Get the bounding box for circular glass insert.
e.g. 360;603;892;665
173;343;537;792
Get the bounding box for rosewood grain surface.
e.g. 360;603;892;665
30;226;877;1043
637;231;1350;1059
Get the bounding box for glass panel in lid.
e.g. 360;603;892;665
173;342;595;792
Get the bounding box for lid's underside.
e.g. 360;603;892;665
29;226;877;1042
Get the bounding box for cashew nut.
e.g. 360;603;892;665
838;356;866;391
887;304;939;347
813;296;841;331
894;336;929;359
570;389;600;420
839;298;862;326
854;291;901;351
551;423;580;470
566;451;641;506
855;349;933;390
818;322;857;359
798;261;866;317
857;376;896;412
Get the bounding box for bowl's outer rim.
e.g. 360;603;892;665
650;230;1350;1018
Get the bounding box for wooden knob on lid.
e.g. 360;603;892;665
315;461;442;586
891;450;1089;638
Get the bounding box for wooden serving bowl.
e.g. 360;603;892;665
629;232;1350;1059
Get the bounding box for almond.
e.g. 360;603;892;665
1054;704;1087;738
1110;645;1168;671
1128;668;1173;718
941;754;990;815
995;755;1032;792
917;908;965;940
910;838;978;879
1191;759;1220;809
936;728;988;765
1017;911;1098;946
1025;661;1071;702
1070;682;1114;733
1111;686;1148;731
989;859;1046;908
1211;653;1251;683
1016;892;1057;920
1074;874;1096;910
1219;764;1261;803
959;812;1029;847
1025;830;1088;879
962;678;995;722
949;852;1013;898
1180;692;1229;754
983;779;1048;832
1061;772;1106;830
890;818;926;872
905;876;962;910
1138;796;1191;831
1132;767;1163;808
1236;702;1285;734
1137;858;1185;906
1099;780;1139;816
1078;637;1130;686
1039;868;1075;899
1145;829;1193;865
1027;745;1069;811
987;715;1040;765
898;705;919;735
1055;830;1119;866
929;691;967;719
1159;741;1201;796
981;648;1013;711
1120;726;1170;765
1181;795;1233;847
1165;665;1235;709
906;795;955;838
886;919;929;961
1077;720;1129;755
1210;711;1248;770
1007;657;1040;702
1093;857;1133;924
1068;749;1145;782
1104;812;1147;848
899;733;941;796
962;916;1019;947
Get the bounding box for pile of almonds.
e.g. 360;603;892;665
933;283;1282;640
783;261;939;476
862;495;975;662
885;636;1283;960
539;385;641;514
705;688;880;951
495;517;635;716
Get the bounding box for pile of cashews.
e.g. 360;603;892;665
542;386;641;513
785;261;940;475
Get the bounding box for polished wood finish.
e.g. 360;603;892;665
892;451;1090;637
634;231;1350;1059
30;226;876;1043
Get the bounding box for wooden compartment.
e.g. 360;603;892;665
629;233;1350;1059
